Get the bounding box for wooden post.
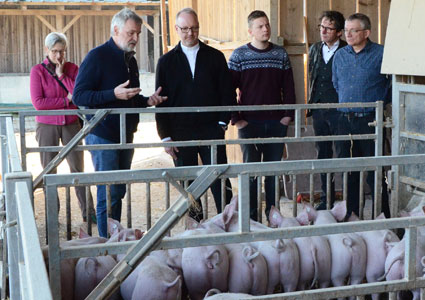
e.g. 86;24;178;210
154;13;161;69
160;0;168;54
56;5;64;32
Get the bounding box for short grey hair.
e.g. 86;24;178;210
110;8;143;36
45;32;67;50
346;13;371;30
176;7;198;22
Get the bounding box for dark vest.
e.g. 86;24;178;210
311;55;338;104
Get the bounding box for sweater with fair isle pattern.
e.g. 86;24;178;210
228;42;296;124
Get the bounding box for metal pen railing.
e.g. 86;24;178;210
42;153;425;300
0;115;52;300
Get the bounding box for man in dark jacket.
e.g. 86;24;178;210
308;11;346;210
155;7;235;221
73;8;166;237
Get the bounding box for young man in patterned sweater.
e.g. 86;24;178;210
228;10;296;221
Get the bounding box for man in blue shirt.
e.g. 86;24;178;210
332;13;391;219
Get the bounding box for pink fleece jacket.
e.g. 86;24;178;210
30;58;80;125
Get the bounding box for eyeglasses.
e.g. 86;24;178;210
177;25;200;33
50;49;66;55
344;29;366;35
318;24;337;32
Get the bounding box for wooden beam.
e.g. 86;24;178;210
62;15;80;34
56;5;64;32
142;22;154;34
154;13;160;68
160;0;168;54
0;9;157;16
35;15;57;32
191;0;198;13
0;2;160;6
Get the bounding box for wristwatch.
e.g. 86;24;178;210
218;121;228;131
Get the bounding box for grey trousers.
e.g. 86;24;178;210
36;121;95;218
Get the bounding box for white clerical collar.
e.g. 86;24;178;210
181;43;200;78
181;43;200;52
322;39;340;64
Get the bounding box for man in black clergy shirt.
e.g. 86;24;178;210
155;7;235;221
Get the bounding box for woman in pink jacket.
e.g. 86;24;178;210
30;32;95;223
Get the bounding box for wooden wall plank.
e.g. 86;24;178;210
358;0;378;43
280;0;304;43
307;0;329;44
380;0;390;44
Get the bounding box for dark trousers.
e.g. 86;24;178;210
336;113;390;218
238;120;288;221
36;122;95;218
312;109;340;205
173;124;233;221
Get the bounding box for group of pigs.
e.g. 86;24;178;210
50;198;425;300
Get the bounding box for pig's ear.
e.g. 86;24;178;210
296;211;310;225
229;195;239;211
79;228;90;239
269;206;283;227
331;201;347;221
107;218;123;236
273;239;286;252
347;213;359;222
186;217;200;230
222;201;235;228
206;249;221;269
302;203;317;222
398;210;410;217
376;213;386;220
135;229;144;240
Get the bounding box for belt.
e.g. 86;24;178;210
342;112;374;118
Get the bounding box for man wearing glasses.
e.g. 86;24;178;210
332;13;391;219
308;11;346;210
155;7;235;221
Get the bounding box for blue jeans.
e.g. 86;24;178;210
312;109;340;205
85;134;134;237
238;120;288;220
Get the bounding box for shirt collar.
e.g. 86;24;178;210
347;39;372;54
322;39;340;52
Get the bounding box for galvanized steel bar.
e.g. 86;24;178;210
60;216;425;260
146;182;151;230
0;116;10;180
294;109;302;138
14;180;52;300
202;193;208;220
343;172;348;202
19;114;27;171
374;101;384;218
45;184;61;299
165;182;170;209
44;154;425;187
119;113;126;144
65;187;71;240
210;144;217;165
292;175;297;217
257;176;262;222
126;184;132;229
86;186;92;236
238;173;251;233
405;226;417;281
5;173;24;300
106;185;112;219
221;178;226;213
309;173;314;206
326;173;331;209
275;176;280;210
359;171;365;220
